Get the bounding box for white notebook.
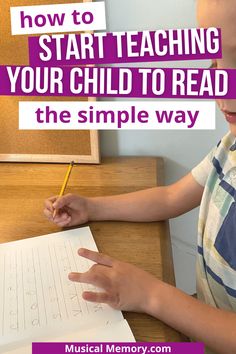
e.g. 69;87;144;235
0;227;135;353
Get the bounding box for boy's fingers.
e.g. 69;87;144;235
48;196;58;202
69;267;109;289
44;200;54;212
53;194;75;210
68;271;94;284
54;212;71;225
56;218;71;228
54;212;70;222
43;208;53;220
44;208;71;226
45;196;58;210
82;291;110;304
78;248;114;267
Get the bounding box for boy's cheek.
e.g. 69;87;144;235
216;99;236;114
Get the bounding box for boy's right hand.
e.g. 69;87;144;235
44;194;89;227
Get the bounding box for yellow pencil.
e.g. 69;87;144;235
53;161;74;219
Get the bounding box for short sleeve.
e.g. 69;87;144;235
191;146;217;187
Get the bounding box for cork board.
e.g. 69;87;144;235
0;0;100;164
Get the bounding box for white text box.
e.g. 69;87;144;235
19;101;215;130
11;2;106;35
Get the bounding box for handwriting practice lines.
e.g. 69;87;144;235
0;227;119;348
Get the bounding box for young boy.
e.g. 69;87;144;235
44;1;236;353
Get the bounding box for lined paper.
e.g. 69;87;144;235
5;320;135;354
0;227;124;351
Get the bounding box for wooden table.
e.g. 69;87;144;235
0;157;182;342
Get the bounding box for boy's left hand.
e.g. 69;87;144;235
68;248;161;314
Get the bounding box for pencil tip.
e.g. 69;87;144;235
71;161;75;166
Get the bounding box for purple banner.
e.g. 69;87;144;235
32;342;204;354
0;65;235;98
28;28;222;66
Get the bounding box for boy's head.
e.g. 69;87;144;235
197;0;236;135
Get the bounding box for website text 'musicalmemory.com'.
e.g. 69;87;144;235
65;344;172;354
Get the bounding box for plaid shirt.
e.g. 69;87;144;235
191;133;236;348
192;132;236;353
192;131;236;309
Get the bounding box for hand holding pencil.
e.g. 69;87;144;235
44;162;90;228
53;161;74;219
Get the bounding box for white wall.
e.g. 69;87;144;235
99;0;228;293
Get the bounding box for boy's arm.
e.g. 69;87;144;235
151;281;236;354
69;249;236;354
44;172;204;226
87;172;203;222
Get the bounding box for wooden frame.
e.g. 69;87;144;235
0;0;100;164
0;131;100;164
